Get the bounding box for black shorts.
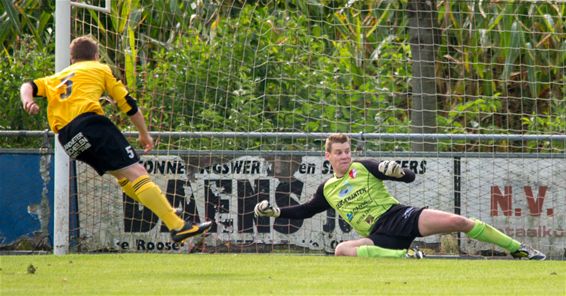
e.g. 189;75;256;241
58;112;140;176
368;204;426;250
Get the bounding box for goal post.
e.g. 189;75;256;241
53;0;71;256
53;0;113;255
50;1;566;258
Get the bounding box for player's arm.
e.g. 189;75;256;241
128;109;153;153
254;182;331;219
20;82;39;115
359;159;415;183
101;65;152;152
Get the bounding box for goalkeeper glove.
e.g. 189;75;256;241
254;200;280;217
378;160;405;178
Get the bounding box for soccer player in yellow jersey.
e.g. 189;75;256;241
255;133;546;260
20;35;212;243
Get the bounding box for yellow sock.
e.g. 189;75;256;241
117;178;141;203
132;175;184;231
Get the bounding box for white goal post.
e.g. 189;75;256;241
53;0;112;255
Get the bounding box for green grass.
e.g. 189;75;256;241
1;254;565;295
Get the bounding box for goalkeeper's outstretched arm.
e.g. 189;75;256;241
255;183;330;219
359;159;415;183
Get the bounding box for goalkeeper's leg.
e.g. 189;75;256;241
465;218;545;259
335;238;406;258
419;209;544;259
356;245;407;258
465;218;521;252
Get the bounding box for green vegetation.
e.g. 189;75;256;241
1;1;564;151
2;254;565;295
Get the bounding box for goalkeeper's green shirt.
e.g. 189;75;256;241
323;162;399;236
279;160;415;237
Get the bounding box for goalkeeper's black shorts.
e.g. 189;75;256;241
58;112;140;176
368;204;426;250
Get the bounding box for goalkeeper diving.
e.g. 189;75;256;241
255;133;545;260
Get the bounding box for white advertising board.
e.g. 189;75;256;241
76;155;564;256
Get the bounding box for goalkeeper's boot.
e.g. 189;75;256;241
171;220;213;243
510;244;546;260
405;246;425;259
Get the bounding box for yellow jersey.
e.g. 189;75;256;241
33;60;136;133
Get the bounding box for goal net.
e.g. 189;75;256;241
65;0;565;258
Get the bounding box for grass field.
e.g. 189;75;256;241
1;253;565;295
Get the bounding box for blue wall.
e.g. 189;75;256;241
0;153;54;245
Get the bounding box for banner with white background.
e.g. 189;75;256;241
76;155;564;256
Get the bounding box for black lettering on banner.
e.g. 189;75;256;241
155;161;165;174
323;208;336;232
204;179;233;233
238;179;270;233
338;215;352;233
251;161;260;174
299;163;316;174
323;209;351;234
142;160;186;175
420;160;427;174
202;160;262;175
399;160;427;174
409;161;418;173
143;160;153;173
273;179;304;234
134;239;180;251
162;179;201;232
322;160;333;174
212;163;228;174
232;161;243;173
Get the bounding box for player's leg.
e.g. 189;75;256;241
417;209;475;235
466;218;545;260
418;209;545;260
341;237;409;258
335;238;405;258
110;163;185;230
110;164;212;242
59;113;212;242
418;209;518;249
116;177;141;203
335;238;373;256
352;205;424;258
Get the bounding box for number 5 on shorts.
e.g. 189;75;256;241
125;146;135;158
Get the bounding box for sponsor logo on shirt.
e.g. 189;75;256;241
349;168;357;179
338;181;353;198
346;212;354;222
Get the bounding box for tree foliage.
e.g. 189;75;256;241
1;0;564;152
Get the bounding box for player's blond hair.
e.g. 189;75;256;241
325;133;350;152
70;35;99;62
